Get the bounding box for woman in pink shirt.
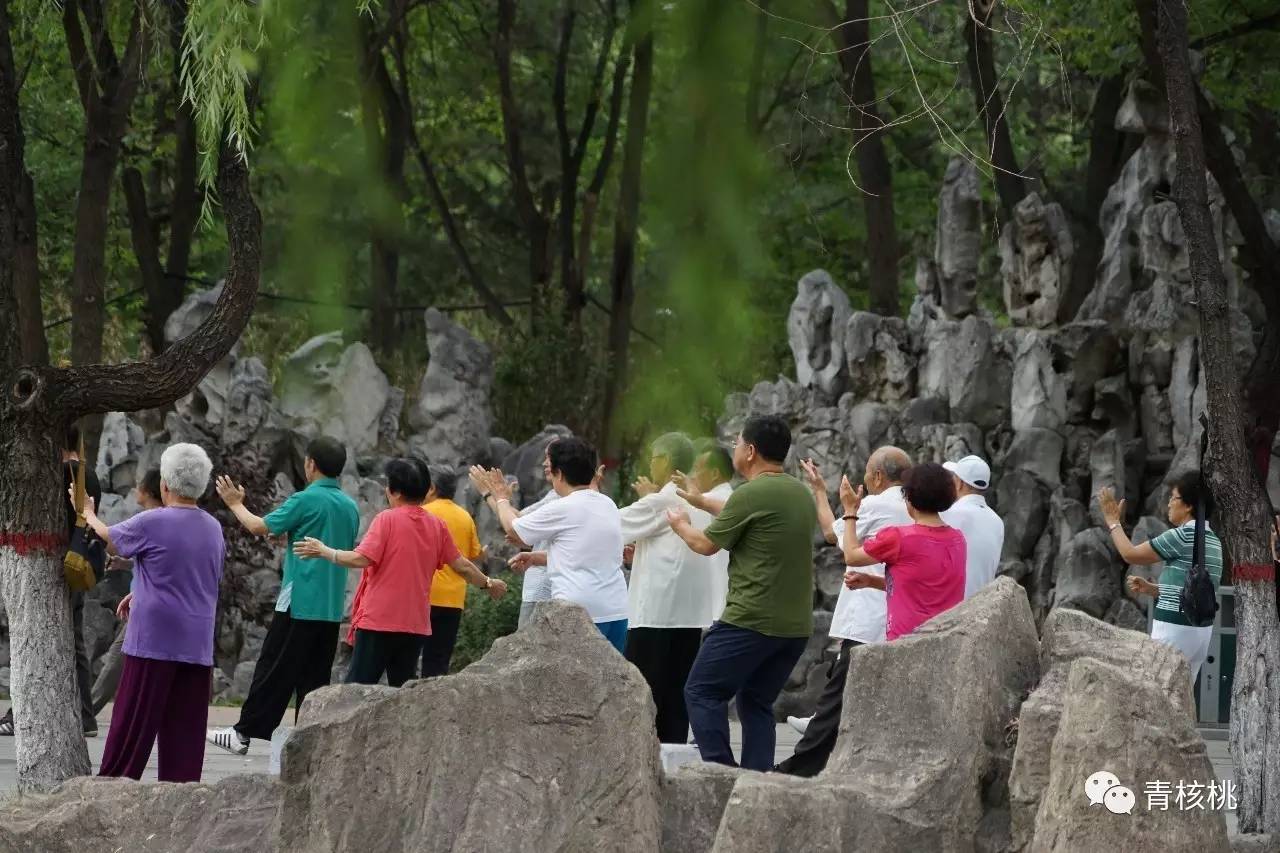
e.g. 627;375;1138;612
839;462;966;640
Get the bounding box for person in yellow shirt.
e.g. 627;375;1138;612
420;466;484;676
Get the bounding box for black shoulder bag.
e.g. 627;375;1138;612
1180;413;1218;628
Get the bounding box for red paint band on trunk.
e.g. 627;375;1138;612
1232;562;1277;582
0;532;66;556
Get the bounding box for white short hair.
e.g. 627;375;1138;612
160;443;213;500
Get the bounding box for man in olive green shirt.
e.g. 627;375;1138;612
207;436;360;755
667;415;815;769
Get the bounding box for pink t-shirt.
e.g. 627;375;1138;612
862;524;966;640
349;505;461;639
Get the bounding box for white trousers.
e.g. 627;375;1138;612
1150;620;1213;685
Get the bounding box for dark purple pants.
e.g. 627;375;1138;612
99;654;211;783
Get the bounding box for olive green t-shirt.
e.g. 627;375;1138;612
704;472;816;638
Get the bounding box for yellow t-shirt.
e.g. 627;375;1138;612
422;498;483;609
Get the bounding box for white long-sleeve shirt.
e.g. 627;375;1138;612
621;482;720;628
704;482;733;620
828;485;911;644
940;493;1004;599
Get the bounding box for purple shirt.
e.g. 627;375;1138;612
110;507;226;666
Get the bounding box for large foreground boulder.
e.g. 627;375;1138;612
277;600;662;853
0;775;281;853
710;578;1040;852
1028;659;1229;852
1008;608;1194;851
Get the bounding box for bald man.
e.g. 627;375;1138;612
776;446;912;777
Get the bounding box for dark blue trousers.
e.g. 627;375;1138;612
683;621;807;771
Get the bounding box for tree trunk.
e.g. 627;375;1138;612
600;5;654;457
833;0;900;316
15;168;47;366
1147;0;1280;833
0;93;262;791
359;13;409;358
962;0;1028;218
1060;74;1135;322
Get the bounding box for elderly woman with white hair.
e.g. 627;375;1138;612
80;442;225;782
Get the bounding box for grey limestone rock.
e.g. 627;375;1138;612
277;601;662;853
788;269;852;399
407;308;495;466
1000;193;1074;329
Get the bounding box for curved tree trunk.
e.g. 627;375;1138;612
1147;0;1280;833
0;78;263;788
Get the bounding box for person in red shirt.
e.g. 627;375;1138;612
294;459;507;686
839;462;966;640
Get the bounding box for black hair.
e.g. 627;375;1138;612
306;436;348;478
138;468;162;502
902;462;957;514
694;440;734;481
548;437;597;487
65;423;81;453
1170;471;1214;518
386;458;430;503
429;465;459;500
652;432;696;473
740;415;791;464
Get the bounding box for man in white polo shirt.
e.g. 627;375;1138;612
940;455;1004;599
775;446;911;777
621;432;721;744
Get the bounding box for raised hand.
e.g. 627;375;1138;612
633;476;659;497
508;552;538;574
117;592;133;621
216;475;246;508
1098;487;1125;528
839;476;864;517
673;470;702;506
799;458;826;494
666;507;691;528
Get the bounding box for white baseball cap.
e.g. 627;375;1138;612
943;455;991;490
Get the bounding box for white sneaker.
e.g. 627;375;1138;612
207;726;249;755
786;715;812;735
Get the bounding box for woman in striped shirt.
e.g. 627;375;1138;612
1098;472;1223;685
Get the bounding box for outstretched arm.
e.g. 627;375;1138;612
666;509;721;556
799;459;837;545
293;537;371;569
449;556;508;600
78;495;115;554
470;466;529;547
216;475;269;536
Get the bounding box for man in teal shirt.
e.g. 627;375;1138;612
207;436;359;755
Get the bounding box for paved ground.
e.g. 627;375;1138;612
0;705;1239;833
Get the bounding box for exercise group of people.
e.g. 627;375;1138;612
8;410;1234;781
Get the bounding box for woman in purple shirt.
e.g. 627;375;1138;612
81;442;225;782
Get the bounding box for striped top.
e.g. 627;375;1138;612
1148;521;1223;626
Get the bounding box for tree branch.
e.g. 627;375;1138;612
46;147;262;416
60;1;93;112
392;35;514;328
79;0;120;88
1190;10;1280;50
570;0;618;167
